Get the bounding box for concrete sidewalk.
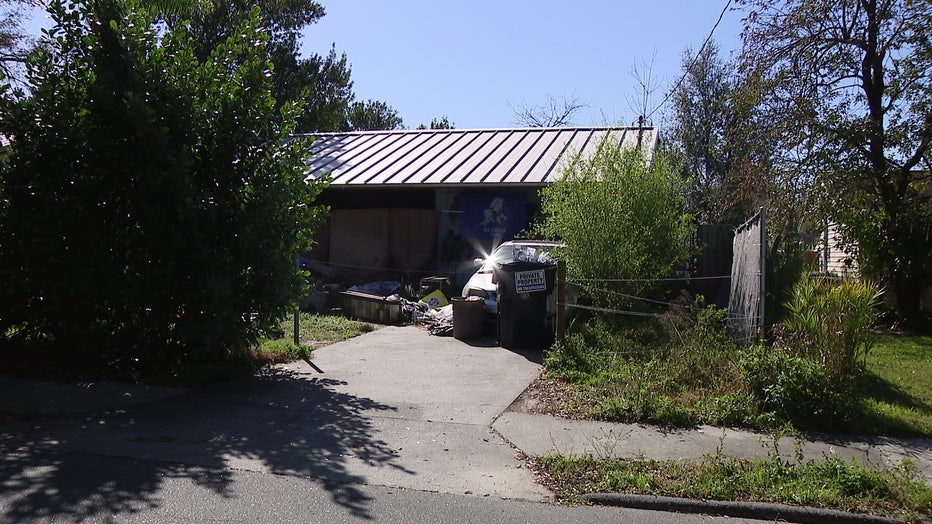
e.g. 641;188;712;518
493;411;932;482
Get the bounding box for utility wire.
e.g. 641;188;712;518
643;0;733;122
302;258;460;275
560;302;660;318
568;275;730;283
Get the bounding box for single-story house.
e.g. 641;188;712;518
301;126;658;287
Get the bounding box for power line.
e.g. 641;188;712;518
560;302;660;318
567;275;730;283
643;0;733;122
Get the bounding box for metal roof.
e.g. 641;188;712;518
302;126;658;187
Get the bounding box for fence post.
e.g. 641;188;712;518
294;256;300;346
759;207;767;333
556;259;566;342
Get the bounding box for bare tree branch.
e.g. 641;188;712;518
508;93;587;127
627;49;662;125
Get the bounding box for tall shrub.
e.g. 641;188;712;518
0;0;326;377
781;275;882;381
535;136;691;310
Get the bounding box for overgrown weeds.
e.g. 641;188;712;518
545;296;759;428
543;276;928;436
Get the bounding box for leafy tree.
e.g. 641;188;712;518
170;1;345;132
0;0;31;80
171;2;400;133
0;0;326;377
346;99;403;131
535;137;691;310
665;41;752;225
283;44;355;132
737;0;932;324
417;115;454;130
145;0;211;16
181;0;325;61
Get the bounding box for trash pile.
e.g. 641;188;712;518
344;279;456;335
303;275;461;336
400;299;454;336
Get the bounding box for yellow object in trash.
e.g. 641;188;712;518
422;289;449;309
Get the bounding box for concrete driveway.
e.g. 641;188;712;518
277;325;550;500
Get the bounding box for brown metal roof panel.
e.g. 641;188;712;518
323;133;401;185
535;128;588;181
461;130;525;183
542;129;599;182
307;133;387;183
492;129;541;184
350;131;451;185
403;131;476;184
502;129;567;183
345;132;431;185
470;130;532;184
378;133;456;184
421;130;498;184
452;130;510;181
354;132;440;185
475;130;541;183
304;127;659;186
305;133;368;175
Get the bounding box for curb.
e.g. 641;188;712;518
583;493;915;524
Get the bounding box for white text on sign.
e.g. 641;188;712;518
515;270;546;293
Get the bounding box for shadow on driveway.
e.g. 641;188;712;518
0;368;412;521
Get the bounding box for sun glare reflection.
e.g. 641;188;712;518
467;236;493;262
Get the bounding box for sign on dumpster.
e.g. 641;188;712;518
515;269;546;293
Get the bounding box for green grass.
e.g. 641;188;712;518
539;451;932;522
254;313;378;364
851;334;932;437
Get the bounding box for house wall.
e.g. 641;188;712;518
820;222;858;277
308;186;543;288
436;187;541;287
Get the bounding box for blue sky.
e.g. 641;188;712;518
25;1;746;130
300;1;745;129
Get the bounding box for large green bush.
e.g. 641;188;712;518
739;343;851;429
738;275;882;429
535;137;691;310
0;0;326;378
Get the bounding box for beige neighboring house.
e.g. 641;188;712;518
818;222;859;277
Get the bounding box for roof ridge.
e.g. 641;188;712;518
298;125;657;138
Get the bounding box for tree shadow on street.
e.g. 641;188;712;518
0;369;411;520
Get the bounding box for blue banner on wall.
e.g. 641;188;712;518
459;193;527;253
